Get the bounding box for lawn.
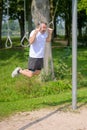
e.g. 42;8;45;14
0;40;87;120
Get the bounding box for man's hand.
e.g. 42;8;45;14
29;27;40;44
47;28;53;35
46;28;53;42
35;27;40;34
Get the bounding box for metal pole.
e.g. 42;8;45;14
72;0;77;110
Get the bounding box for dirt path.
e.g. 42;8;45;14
0;105;87;130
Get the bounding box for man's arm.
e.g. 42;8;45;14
46;28;53;42
29;28;40;44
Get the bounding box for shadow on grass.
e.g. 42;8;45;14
77;96;87;108
0;47;29;66
43;98;72;107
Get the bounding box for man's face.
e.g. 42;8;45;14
40;23;47;33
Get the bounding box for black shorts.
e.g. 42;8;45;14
28;57;43;71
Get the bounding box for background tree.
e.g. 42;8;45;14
3;0;32;40
49;0;72;46
49;0;59;38
78;0;87;14
3;0;24;39
17;0;32;39
78;10;87;37
27;0;33;34
78;0;87;41
0;0;3;48
57;0;72;46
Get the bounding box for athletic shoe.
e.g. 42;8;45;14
11;67;21;78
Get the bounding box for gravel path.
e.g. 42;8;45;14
0;105;87;130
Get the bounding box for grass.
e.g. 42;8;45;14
0;88;87;120
0;39;87;120
0;91;71;120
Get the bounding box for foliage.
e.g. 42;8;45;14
78;35;87;46
2;20;20;36
78;0;87;14
54;47;71;79
55;59;70;79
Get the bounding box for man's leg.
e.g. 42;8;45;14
19;69;41;78
12;58;43;78
12;67;41;78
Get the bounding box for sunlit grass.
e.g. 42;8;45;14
0;39;87;120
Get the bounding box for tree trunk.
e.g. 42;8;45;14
31;0;50;25
18;11;24;40
65;18;68;39
65;22;71;46
27;0;33;35
65;11;71;46
28;9;33;34
67;3;71;46
0;0;3;48
31;0;55;80
54;18;57;37
49;0;56;38
78;28;82;37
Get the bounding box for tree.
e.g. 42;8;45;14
3;0;32;40
17;0;25;39
31;0;55;80
2;0;24;39
27;0;33;34
78;0;87;38
78;10;87;37
17;0;32;39
49;0;72;46
49;0;60;38
78;0;87;14
57;0;72;46
0;0;3;48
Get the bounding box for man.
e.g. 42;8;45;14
12;21;53;78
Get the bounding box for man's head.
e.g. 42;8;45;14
38;21;47;33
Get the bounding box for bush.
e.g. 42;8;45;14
17;79;71;98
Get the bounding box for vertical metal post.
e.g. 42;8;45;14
72;0;77;110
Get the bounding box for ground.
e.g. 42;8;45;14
0;105;87;130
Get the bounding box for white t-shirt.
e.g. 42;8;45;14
29;30;48;58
